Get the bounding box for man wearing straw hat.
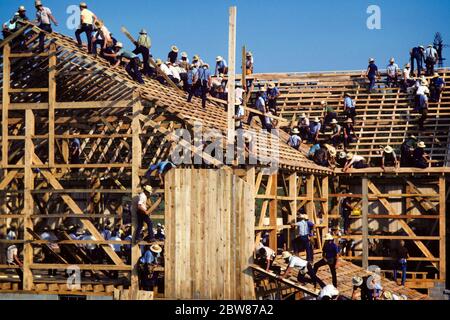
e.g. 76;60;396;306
309;117;322;144
298;113;310;141
343;118;357;150
415;77;430;130
75;2;97;54
91;19;111;56
413;141;430;169
366;58;380;93
132;185;155;243
386;58;399;88
267;82;281;115
280;251;318;287
313;233;340;288
343;93;356;124
381;146;399;171
329;119;342;147
215;56;228;76
103;42;145;84
425;44;438;76
287;128;302;150
34;1;58;52
168;45;179;64
133;29;153;76
139;244;163;291
430;72;445;102
343;153;368;172
291;214;315;262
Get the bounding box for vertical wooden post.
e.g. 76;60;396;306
242;46;247;93
2;44;10;167
48;42;57;167
322;176;329;235
23;109;35;290
362;177;369;270
130;92;143;300
439;177;446;281
269;174;278;250
227;6;237;144
306;175;314;220
288;172;297;250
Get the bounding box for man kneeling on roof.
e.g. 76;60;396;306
287;128;302;150
103;42;145;84
343;153;368;172
279;251;318;287
413;141;430;169
381;146;399;171
255;243;276;272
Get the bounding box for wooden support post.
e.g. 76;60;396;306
269;174;278;250
362;177;369;270
306;175;314;220
48;42;56;167
242;46;247;94
227;6;237;144
23;109;35;290
130;91;143;300
2;44;10;167
322;176;329;235
288;172;297;250
439;177;446;280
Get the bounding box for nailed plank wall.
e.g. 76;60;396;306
165;169;255;300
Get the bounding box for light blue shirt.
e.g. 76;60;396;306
288;135;301;148
140;250;158;264
310;122;321;135
255;96;266;113
344;97;354;109
197;67;211;82
116;48;138;60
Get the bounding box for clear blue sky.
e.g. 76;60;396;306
2;0;450;72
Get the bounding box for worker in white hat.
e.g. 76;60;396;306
246;88;271;130
329;118;342;147
318;284;340;300
366;57;380;93
415;76;430;130
245;51;254;88
131;185;155;244
297;113;310;141
381;145;399;171
91;19;112;56
413;141;430;169
291;213;315;262
343;118;357;150
103;42;145;84
351;275;377;301
168;45;179;64
255;243;276;272
214;55;228;77
343;152;368;173
410;45;426;77
187;61;211;109
313;233;340;288
287;128;302;150
425;44;438;76
308;117;322;144
75;2;97;54
34;0;58;52
266;82;280;115
280;251;318;287
386;57;399;88
16;6;29;26
132;28;153;76
430;72;445;103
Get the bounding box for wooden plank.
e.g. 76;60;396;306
269;174;278;250
227;6;237;143
48;42;57;167
362;177;369;269
439;177;446;280
2;44;10;167
322;176;329;234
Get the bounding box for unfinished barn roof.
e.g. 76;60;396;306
0;25;330;175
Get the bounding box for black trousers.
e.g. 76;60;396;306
135;212;155;241
126;58;144;84
187;82;209;108
268;99;278;115
92;39;105;56
425;58;436;76
314;258;337;288
297;262;319;287
133;45;153;76
75;24;94;53
38;23;52;51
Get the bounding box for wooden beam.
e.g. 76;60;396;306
439;177;446;280
2;43;10;167
362;177;369;269
130;91;143;300
306;175;314;220
322;176;329;234
269;174;278;250
227;6;237;144
23;109;35;290
242;46;247;91
48;42;57;167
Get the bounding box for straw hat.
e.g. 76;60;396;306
246;51;253;57
171;45;179;53
321;100;327;106
328;147;337;157
139;29;147;35
268;82;276;89
383;291;393;300
35;0;42;7
155;59;163;66
405;63;411;68
203;63;210;69
216;56;223;62
181;52;188;58
369;58;375;63
79;2;87;8
313;117;320;123
143;185;153;193
330;119;338;125
115;42;123;48
324;233;334;241
419;45;425;50
338;151;347;159
352;276;363;287
300;113;307;119
282;251;292;260
346;152;354;161
433;73;440;78
193;54;199;61
18;5;26;11
384;146;394;154
344;92;351;97
417;141;426;148
150;244;163;254
345;118;353;124
389;58;395;63
300;214;309;220
292;128;300;135
428;44;433;48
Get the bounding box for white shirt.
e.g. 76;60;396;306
349;155;365;166
133;192;148;213
7;245;18;264
159;63;172;77
386;63;399;77
416;85;430;96
235;88;245;106
6;230;16;241
288;256;308;269
169;65;181;81
96;25;110;41
403;68;411;80
80;8;95;25
318;285;339;300
36;7;52;25
262;246;276;260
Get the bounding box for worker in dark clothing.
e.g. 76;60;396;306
400;135;417;167
103;42;145;84
340;195;353;235
392;240;409;286
321;102;337;133
266;82;281;115
187;64;211;109
351;276;374;301
410;46;425;76
313;144;330;167
413;141;430;169
381;146;399;170
430;73;445;102
343;119;358;150
34;1;58;52
314;233;340;288
133;29;153;77
343;93;356;124
75;2;96;54
329;119;342;147
366;58;380;92
133;185;155;243
168;45;178;64
70;134;82;165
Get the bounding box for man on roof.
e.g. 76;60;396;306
343;153;368;172
381;146;399;171
280;251;318;287
410;45;425;77
414;76;430;130
343;118;358;150
132;185;156;243
425;44;438;76
266;82;281;116
75;2;97;54
430;72;445;103
215;56;228;76
34;1;58;52
187;63;212;109
309;117;321;144
386;58;399;88
321;101;337;133
91;19;112;56
244;51;254;90
168;45;179;64
288;128;302;150
133;29;153;77
255;243;276;272
313;233;340;288
329;119;342;147
297;113;310;141
103;42;145;84
413;141;430;169
343;93;356;124
366;58;380;93
400;134;418;167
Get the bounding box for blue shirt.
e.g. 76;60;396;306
116;48;138;60
216;60;227;69
308;144;321;157
154;161;174;174
310;122;321;135
255;96;266;113
323;242;340;260
288;135;301;148
267;87;280;98
197;67;211;82
187;68;197;85
296;220;314;237
344;97;354;109
367;64;378;78
433;78;445;88
140;250;156;264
